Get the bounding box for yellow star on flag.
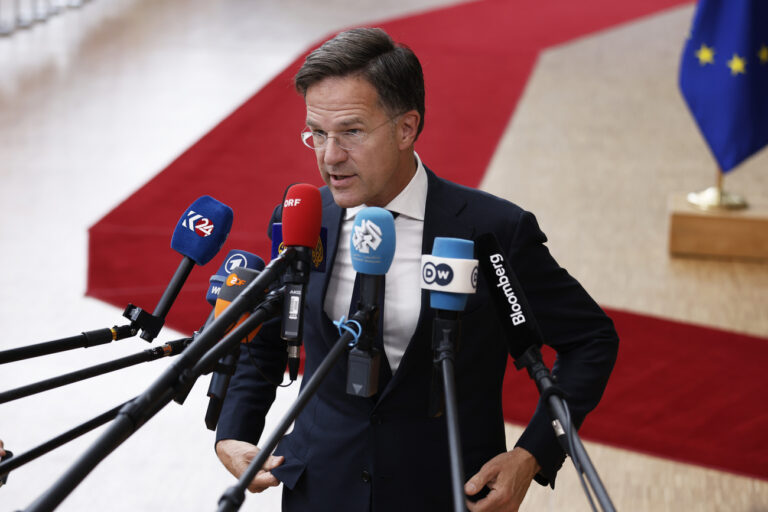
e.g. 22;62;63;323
727;53;746;75
695;43;715;65
759;44;768;64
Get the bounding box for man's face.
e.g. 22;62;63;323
304;75;415;208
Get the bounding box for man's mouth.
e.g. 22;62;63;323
329;174;355;184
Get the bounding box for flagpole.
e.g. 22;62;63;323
686;166;748;210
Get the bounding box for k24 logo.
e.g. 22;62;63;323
182;210;214;237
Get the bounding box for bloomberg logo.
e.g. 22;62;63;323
488;253;526;326
422;262;454;286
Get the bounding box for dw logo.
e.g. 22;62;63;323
422;262;454;286
352;220;383;254
182;210;214;237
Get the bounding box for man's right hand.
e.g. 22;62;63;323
0;439;6;458
215;439;284;493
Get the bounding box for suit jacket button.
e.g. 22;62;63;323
361;470;371;483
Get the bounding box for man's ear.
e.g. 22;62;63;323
397;110;421;150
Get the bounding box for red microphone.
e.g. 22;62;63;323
282;183;322;248
280;184;322;380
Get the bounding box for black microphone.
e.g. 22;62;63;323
475;233;618;512
123;196;233;342
475;232;545;360
278;184;322;381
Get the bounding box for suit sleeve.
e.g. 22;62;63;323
508;211;619;487
215;205;288;446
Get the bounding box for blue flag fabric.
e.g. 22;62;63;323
679;0;768;173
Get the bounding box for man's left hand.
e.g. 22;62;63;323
464;446;541;512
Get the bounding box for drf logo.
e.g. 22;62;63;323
182;210;214;237
224;254;247;274
352;220;383;254
284;198;301;207
422;262;454;286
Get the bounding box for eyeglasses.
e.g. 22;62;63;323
300;116;399;151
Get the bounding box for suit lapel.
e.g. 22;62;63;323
309;188;344;348
376;168;475;404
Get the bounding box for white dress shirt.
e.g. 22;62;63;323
323;153;428;373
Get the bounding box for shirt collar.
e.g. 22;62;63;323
344;152;428;221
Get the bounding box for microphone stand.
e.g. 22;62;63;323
0;399;132;482
0;325;136;365
216;305;375;512
514;346;615;512
20;250;294;512
431;311;466;512
185;287;285;408
0;290;187;366
0;338;190;405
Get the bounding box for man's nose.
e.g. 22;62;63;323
323;137;348;165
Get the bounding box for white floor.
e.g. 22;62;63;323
1;1;767;511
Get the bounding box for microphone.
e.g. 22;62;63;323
206;250;266;306
420;237;477;512
474;233;544;360
204;251;266;430
279;184;322;381
271;223;328;273
213;268;266;339
204;266;272;429
475;233;619;511
421;237;477;417
346;207;396;397
421;237;478;312
124;195;233;342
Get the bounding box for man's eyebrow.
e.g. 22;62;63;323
337;117;365;127
305;117;365;129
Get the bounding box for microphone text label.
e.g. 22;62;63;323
489;254;526;326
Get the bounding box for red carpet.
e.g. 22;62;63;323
502;308;768;481
85;0;768;481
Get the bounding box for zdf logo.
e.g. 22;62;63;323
422;262;454;286
182;210;214;237
226;273;246;287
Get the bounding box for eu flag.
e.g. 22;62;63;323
679;0;768;173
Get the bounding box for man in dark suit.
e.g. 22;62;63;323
216;28;618;511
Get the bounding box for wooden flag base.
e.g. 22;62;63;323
668;194;768;260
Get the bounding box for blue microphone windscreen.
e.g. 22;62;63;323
206;250;265;305
430;237;475;312
350;207;396;275
171;196;234;265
